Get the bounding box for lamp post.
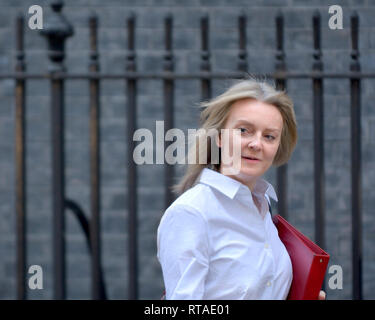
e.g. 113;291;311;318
40;0;74;300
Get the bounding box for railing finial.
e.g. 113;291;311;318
51;0;63;12
40;0;74;72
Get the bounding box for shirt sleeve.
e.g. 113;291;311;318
157;204;209;300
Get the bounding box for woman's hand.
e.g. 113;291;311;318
318;290;326;300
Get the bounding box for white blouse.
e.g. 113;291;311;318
157;168;293;300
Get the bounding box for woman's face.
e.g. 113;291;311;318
217;98;283;191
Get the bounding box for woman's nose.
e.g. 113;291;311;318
247;136;261;150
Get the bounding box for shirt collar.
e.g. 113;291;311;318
198;168;278;202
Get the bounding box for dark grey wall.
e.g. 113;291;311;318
0;0;374;299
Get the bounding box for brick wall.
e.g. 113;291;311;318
0;0;374;300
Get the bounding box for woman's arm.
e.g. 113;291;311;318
157;205;210;299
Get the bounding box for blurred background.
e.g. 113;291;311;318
0;0;374;300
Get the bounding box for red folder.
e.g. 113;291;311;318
272;214;330;300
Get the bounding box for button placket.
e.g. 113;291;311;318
264;219;276;288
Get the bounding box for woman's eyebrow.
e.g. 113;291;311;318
234;120;281;132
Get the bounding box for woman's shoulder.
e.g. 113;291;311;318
163;183;213;220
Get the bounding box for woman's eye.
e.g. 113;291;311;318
239;128;247;133
265;135;275;140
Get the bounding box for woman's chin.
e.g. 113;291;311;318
238;166;263;178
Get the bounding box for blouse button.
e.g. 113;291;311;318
264;243;269;249
266;281;272;287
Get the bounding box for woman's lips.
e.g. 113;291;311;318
242;156;261;163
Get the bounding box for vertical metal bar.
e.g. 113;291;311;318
163;14;175;210
126;13;138;300
15;13;27;300
238;12;247;73
89;13;102;300
350;11;362;300
274;11;288;219
51;70;66;300
312;11;325;249
40;0;73;299
312;11;326;292
200;14;211;100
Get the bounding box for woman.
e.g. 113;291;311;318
157;78;325;300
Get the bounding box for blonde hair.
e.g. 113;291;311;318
172;78;298;195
